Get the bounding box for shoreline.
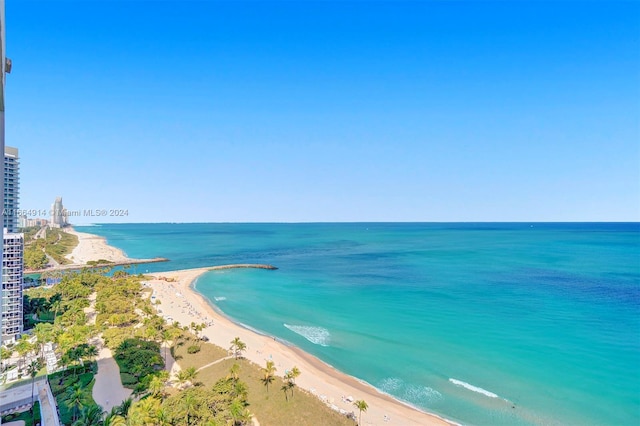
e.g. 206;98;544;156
63;228;453;424
65;227;132;264
148;267;454;426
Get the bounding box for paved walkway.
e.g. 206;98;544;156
196;355;234;372
86;292;132;412
37;380;61;426
92;344;132;412
161;341;182;385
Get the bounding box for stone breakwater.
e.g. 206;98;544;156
208;264;278;271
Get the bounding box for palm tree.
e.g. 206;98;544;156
176;370;188;389
148;374;168;399
33;322;55;362
182;391;199;426
116;398;132;418
0;346;12;372
229;337;246;359
84;345;99;364
289;366;301;383
184;366;198;384
104;406;126;426
72;404;104;426
15;334;34;371
193;323;203;341
228;363;241;381
261;360;277;393
261;373;276;393
161;329;172;361
229;398;250;425
353;399;368;426
127;398;157;426
155;407;172;426
280;383;290;402
27;360;39;424
177;367;198;388
284;372;296;399
51;298;63;321
233;381;248;401
65;382;87;422
103;411;126;426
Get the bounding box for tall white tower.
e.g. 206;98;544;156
0;0;7;350
4;146;19;232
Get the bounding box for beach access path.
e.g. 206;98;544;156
84;291;133;412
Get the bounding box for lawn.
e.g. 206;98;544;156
49;364;98;425
177;344;354;426
171;336;228;370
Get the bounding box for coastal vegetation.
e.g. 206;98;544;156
45;228;78;264
354;399;369;426
16;269;357;425
172;339;354;425
50;364;99;424
24;244;48;269
23;226;79;268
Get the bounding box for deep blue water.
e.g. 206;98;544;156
75;223;640;425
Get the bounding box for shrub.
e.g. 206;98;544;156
187;345;201;354
121;372;138;386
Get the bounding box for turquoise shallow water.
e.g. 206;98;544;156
76;223;640;425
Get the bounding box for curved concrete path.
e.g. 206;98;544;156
92;344;132;412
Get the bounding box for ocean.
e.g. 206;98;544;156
75;223;640;425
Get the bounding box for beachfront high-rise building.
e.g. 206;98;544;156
2;230;22;341
4;145;18;232
1;0;9;348
50;196;68;228
0;0;5;351
1;146;22;342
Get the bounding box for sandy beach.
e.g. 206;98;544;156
66;228;453;424
147;268;453;426
64;227;132;264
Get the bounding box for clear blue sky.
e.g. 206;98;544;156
6;0;639;223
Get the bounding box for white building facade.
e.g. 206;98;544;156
2;230;22;341
3;145;18;232
2;146;22;342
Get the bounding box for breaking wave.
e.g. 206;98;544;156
379;377;403;393
378;377;442;406
449;378;499;398
283;324;331;346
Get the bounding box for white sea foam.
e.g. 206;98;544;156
214;296;227;301
284;324;331;346
378;378;441;405
403;384;443;403
379;377;403;393
449;378;499;398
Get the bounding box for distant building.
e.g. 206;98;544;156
2;229;23;342
3;145;18;233
18;215;48;228
50;196;68;228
